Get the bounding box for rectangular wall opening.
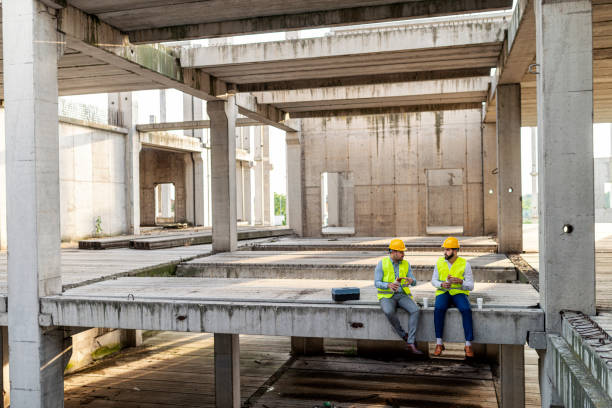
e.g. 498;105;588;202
426;169;464;235
155;183;176;225
321;172;355;235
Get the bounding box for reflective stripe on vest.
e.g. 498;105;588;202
377;257;412;300
435;256;469;297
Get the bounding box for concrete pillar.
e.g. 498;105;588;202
121;329;143;348
110;92;140;235
159;89;167;123
286;126;303;235
499;344;524;408
1;327;8;407
3;1;65;405
208;98;237;252
326;173;340;227
214;333;240;408
262;127;273;225
193;152;206;226
496;84;522;253
482;123;498;236
536;2;594;404
530;127;538;220
242;162;254;225
290;337;324;355
236;162;244;221
184;154;195;224
536;0;595;331
254;127;265;226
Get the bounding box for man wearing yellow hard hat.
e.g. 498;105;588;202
374;238;422;354
431;237;475;358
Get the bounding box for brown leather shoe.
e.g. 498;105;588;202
433;344;445;356
465;345;474;358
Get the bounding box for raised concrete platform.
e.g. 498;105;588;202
40;277;542;345
251;236;498;252
79;226;293;250
177;250;517;282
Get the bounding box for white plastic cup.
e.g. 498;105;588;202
477;298;483;310
423;297;429;308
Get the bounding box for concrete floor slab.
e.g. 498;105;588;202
178;250;516;282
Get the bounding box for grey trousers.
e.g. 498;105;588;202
380;293;420;343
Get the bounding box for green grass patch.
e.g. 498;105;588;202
133;263;177;277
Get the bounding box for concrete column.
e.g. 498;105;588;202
184;154;195;224
536;0;595;332
3;1;65;405
530;127;538;220
121;329;143;348
286;126;303;235
254;127;265;225
496;84;522;253
327;173;340;227
262;127;273;225
214;333;240;408
499;344;524;408
537;349;564;408
193;152;206;226
243;162;254;225
482;122;498;235
159;89;167;123
208;98;237;252
110;92;140;235
236;162;244;221
1;327;8;407
290;337;324;355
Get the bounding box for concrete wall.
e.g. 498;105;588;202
139;148;188;225
59;121;128;241
302;109;484;236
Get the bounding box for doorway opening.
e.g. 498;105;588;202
155;183;176;225
321;172;355;235
426;169;464;235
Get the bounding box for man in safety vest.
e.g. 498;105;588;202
374;238;422;354
431;237;475;358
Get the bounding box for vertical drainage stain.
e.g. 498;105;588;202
435;111;443;167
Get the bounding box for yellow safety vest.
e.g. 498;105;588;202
377;257;412;300
435;256;469;297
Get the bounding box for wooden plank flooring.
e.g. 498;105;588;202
64;332;544;408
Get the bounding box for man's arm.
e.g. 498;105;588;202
462;262;475;291
431;263;443;289
374;260;389;289
407;264;417;286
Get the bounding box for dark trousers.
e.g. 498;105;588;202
434;292;473;341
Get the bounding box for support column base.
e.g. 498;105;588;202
290;337;324;356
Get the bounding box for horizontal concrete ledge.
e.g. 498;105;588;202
548;334;612;407
177;263;517;283
40;297;543;345
140;131;204;152
59;116;129;134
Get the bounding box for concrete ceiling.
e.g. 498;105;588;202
64;0;513;43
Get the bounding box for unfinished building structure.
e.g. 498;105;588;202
0;0;608;407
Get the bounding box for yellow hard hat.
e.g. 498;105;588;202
442;237;460;249
389;238;407;252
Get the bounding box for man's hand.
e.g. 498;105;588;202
449;277;463;285
388;282;400;291
402;277;414;285
441;282;451;289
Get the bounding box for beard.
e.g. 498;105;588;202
444;253;453;260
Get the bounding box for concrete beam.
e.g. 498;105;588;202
139;131;205;153
40;296;544;345
57;6;227;101
288;102;483;118
496;0;536;85
136;118;262;132
236;68;493;92
252;77;491;106
181;19;505;68
131;0;512;43
536;0;595;332
234;94;296;132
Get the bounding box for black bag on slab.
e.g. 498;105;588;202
331;287;360;301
